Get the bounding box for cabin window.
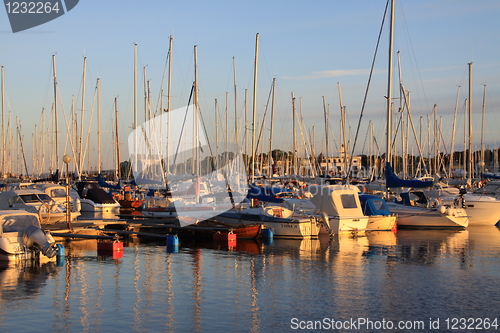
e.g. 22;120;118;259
19;194;40;203
340;194;357;209
50;189;67;198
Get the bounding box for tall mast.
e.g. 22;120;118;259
52;55;59;170
322;96;329;176
1;66;4;176
193;45;199;176
167;36;173;113
449;86;461;178
166;36;173;174
467;62;473;185
480;84;486;176
251;33;259;183
269;77;276;178
115;97;120;180
79;56;86;178
133;43;138;175
233;57;238;148
291;92;297;175
97;78;101;174
386;0;395;166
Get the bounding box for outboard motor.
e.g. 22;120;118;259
23;225;59;258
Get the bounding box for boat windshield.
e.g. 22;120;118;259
36;193;53;203
19;194;42;203
50;188;67;198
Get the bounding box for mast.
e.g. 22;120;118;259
79;56;86;179
115;97;120;180
269;77;276;178
251;33;259;183
467;62;473;185
133;43;138;175
291;92;297;176
193;45;199;176
167;36;173;113
322;96;329;176
52;55;59;171
480;84;486;177
449;86;461;178
1;66;4;177
233;57;238;148
166;36;173;174
386;0;395;167
97;78;101;174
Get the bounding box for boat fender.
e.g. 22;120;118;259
438;205;446;215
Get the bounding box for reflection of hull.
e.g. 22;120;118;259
387;202;468;228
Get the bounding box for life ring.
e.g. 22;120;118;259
38;203;51;224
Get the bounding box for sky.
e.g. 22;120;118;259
1;0;500;175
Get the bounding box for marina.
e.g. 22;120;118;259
1;0;500;331
0;222;499;332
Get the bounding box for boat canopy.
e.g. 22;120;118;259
308;185;364;217
359;194;392;216
0;211;41;234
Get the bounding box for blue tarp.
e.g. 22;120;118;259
97;175;121;190
385;162;433;188
359;194;392;216
246;184;287;203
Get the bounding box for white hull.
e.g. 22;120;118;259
366;215;397;231
462;195;500;226
80;199;121;213
387;202;468;228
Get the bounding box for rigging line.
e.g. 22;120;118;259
346;0;390;181
254;80;274;155
171;84;194;168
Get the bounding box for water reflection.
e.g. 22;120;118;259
0;227;499;331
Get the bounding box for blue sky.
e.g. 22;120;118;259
1;0;500;174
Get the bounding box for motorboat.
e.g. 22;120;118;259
358;194;397;231
74;182;121;213
0;189;67;224
388;190;468;229
31;183;81;220
214;205;320;239
308;184;370;235
0;210;60;261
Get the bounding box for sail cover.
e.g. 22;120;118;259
385;162;433;188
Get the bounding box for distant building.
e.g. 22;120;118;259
318;145;365;178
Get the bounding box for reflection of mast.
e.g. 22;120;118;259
250;257;260;331
191;249;202;332
165;254;175;330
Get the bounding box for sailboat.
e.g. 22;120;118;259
381;0;468;229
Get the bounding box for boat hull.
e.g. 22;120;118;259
387;203;468;228
214;212;319;239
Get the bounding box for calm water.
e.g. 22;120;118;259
1;226;499;333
